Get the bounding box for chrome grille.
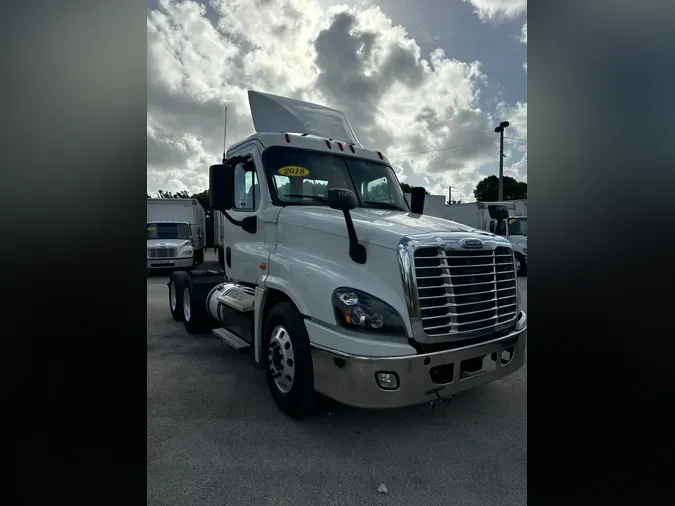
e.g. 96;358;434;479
414;246;517;337
148;247;176;258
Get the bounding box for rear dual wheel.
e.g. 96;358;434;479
168;271;189;321
182;282;214;334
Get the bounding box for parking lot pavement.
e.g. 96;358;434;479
147;256;527;506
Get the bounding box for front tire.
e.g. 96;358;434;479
515;253;527;277
262;302;318;418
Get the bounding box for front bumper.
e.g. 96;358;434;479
310;311;527;409
146;256;193;269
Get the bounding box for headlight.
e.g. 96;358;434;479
181;249;193;256
332;288;406;336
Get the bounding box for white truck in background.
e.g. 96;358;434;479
167;91;527;418
441;202;527;276
147;198;206;270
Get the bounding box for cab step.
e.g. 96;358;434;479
212;327;251;350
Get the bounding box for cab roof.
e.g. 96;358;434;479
227;131;391;165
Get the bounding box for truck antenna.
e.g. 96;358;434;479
222;105;228;163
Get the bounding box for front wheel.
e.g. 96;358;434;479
262;302;318;418
515;253;527;277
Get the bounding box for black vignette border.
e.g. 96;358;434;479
529;0;675;503
1;0;147;503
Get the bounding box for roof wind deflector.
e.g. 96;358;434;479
247;90;362;147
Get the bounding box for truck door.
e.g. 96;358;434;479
224;145;268;284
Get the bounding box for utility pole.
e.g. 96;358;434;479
494;121;510;201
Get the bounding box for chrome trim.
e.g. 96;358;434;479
311;311;527;361
397;232;517;345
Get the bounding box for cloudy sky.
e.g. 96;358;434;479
147;0;527;202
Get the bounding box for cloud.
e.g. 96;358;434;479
147;0;525;201
520;22;527;44
461;0;527;21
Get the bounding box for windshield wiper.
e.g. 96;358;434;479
362;201;406;211
284;194;328;202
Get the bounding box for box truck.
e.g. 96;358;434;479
441;202;527;276
167;91;527;418
147;198;206;270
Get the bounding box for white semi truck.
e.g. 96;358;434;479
147;198;206;270
167;91;527;418
441;202;527;276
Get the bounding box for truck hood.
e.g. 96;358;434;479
147;239;191;248
279;207;492;250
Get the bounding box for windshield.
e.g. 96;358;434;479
262;146;409;211
508;217;527;236
147;222;191;240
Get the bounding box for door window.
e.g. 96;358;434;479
233;158;260;211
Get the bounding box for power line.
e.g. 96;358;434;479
504;136;527;142
388;139;495;159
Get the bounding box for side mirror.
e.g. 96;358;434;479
328;188;357;210
488;204;510;220
209;163;235;211
410;187;425;214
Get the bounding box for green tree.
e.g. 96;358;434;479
400;182;430;195
473;175;527;202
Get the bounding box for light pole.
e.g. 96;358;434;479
494;121;510;201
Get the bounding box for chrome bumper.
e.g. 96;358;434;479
311;311;527;409
146;256;193;269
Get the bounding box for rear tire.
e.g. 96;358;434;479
262;302;318;418
182;281;213;334
168;271;189;321
515;253;527;277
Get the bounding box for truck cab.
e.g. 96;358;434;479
489;215;527;275
167;91;527;418
146;220;195;270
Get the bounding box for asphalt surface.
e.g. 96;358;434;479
147;250;527;506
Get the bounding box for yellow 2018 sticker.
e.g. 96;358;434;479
508;218;516;224
147;226;157;231
278;165;309;177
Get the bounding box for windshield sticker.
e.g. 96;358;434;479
278;165;309;177
508;218;516;224
147;226;157;231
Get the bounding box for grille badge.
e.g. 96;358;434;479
460;238;484;249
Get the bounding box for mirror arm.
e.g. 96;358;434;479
222;211;243;227
342;210;367;264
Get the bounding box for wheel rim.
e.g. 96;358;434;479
268;325;295;394
515;256;521;272
169;281;177;312
183;287;191;322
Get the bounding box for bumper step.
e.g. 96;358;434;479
212;327;250;350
